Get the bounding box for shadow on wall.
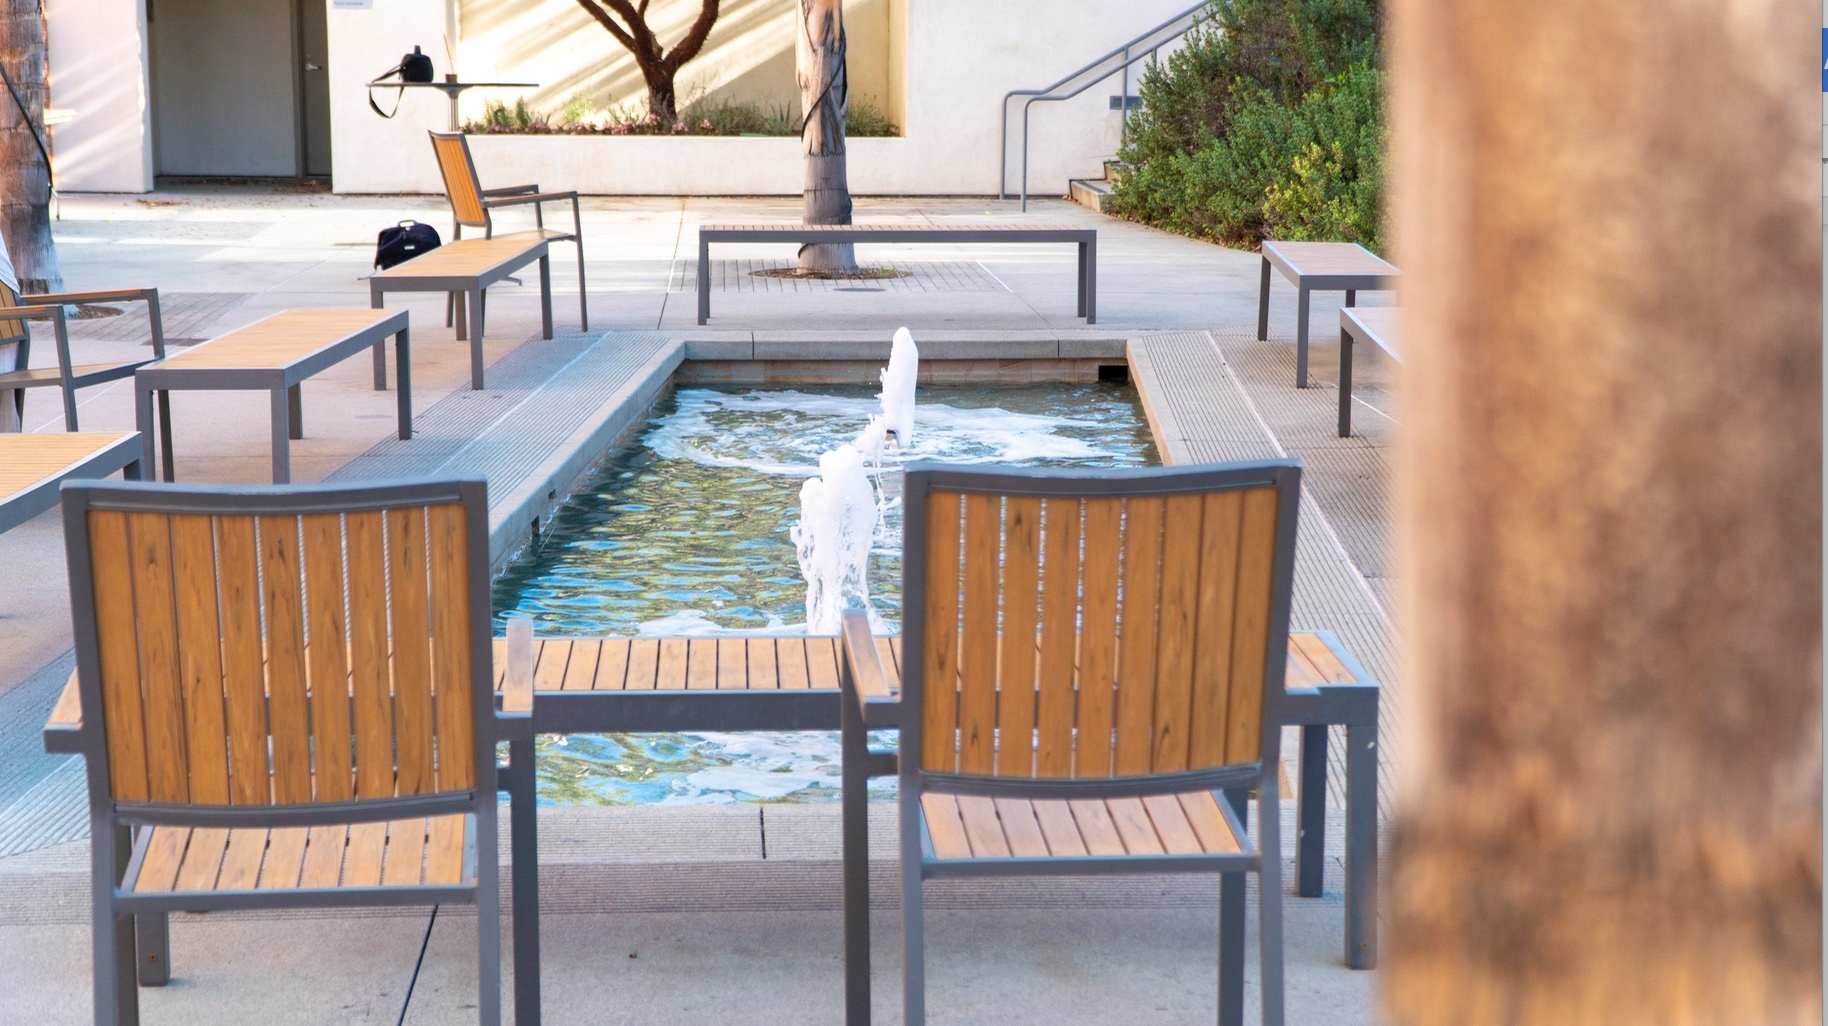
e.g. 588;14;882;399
457;0;895;124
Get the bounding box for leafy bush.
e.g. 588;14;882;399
464;94;898;139
1109;0;1384;252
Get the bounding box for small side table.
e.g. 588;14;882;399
367;79;539;131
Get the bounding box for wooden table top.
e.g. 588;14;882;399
154;310;403;371
1262;240;1400;278
1341;306;1402;359
0;432;137;501
371;234;548;278
703;224;1089;234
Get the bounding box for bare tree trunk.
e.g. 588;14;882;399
0;1;60;296
796;0;854;273
1384;0;1822;1023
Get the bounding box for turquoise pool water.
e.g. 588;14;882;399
491;381;1157;804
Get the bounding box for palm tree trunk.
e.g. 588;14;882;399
1384;0;1821;1023
0;0;60;296
796;0;855;273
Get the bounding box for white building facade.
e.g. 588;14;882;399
46;0;1192;196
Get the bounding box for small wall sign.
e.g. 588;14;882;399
333;0;372;8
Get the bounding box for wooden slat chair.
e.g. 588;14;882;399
429;130;588;332
841;459;1303;1026
59;477;535;1026
0;286;171;453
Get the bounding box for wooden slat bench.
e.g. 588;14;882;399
370;232;557;390
1256;240;1399;388
1338;306;1401;437
0;432;142;534
134;309;411;483
696;224;1098;325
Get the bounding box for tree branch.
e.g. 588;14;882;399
662;0;721;73
572;0;642;56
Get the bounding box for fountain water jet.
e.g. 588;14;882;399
794;327;920;633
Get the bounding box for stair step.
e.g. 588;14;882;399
1069;178;1113;213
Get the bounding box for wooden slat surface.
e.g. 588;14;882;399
705;223;1089;234
921;790;1242;862
151;310;401;370
370;235;545;278
0;433;136;500
131;817;471;893
1263;240;1399;278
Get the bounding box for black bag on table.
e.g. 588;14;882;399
374;220;441;270
368;45;437;118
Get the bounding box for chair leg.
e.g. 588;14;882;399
61;383;79;431
1257;789;1287;1026
574;237;588;331
136;912;170;986
509;736;543;1026
93;819;138;1026
476;810;503;1026
902;861;925;1026
1219;789;1247;1026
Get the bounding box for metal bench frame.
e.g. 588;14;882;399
1338;306;1401;438
0;432;143;535
1256;241;1399;388
696;224;1097;325
133;310;412;483
370;237;553;390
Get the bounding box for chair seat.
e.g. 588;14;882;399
127;815;473;895
0;360;148;388
921;790;1244;861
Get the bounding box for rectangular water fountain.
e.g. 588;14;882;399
491;350;1159;805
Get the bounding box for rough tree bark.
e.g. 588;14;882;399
1385;1;1821;1024
573;0;719;125
796;0;855;273
0;0;61;295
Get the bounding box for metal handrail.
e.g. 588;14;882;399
999;2;1210;210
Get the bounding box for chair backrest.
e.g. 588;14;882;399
61;479;494;810
0;281;31;348
901;460;1301;785
429;131;490;232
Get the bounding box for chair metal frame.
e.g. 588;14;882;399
0;287;173;469
58;477;539;1026
428;130;588;333
841;459;1303;1026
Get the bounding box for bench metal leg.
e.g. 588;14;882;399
697;236;711;325
539;254;554;340
455;288;469;341
1296;725;1328;897
1257;256;1272;341
135;912;169;987
1345;289;1357;307
1344;722;1378;969
394;328;413;440
1295;285;1312;387
269;388;290;483
1338;328;1355;437
369;287;390;390
156;391;174;483
287;384;303;440
134;384;161;483
573;235;588;331
841;683;871;1026
1218;788;1247;1026
1074;237;1089;323
508;734;542;1026
468;288;486;390
1076;241;1087;318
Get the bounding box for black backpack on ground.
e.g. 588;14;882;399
374;220;441;270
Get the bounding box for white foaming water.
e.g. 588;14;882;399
791;444;881;634
856;327;919;463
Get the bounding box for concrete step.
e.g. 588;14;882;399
1069;176;1113;213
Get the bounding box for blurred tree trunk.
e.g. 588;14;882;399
796;0;855;273
573;0;719;126
0;0;61;295
1385;0;1821;1024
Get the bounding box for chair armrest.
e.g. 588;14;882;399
1282;681;1378;727
483;190;578;209
23;287;157;307
492;616;536;743
0;302;74;321
482;184;540;197
840;612;891;701
42;671;84;754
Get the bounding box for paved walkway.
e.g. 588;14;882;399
0;190;1396;1024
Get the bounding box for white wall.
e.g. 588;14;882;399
326;0;452;193
47;0;153;193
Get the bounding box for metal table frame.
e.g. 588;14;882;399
134;310;412;483
696;225;1097;325
366;80;538;132
1257;241;1399;388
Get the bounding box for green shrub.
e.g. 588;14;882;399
1109;0;1384;252
465;94;899;139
